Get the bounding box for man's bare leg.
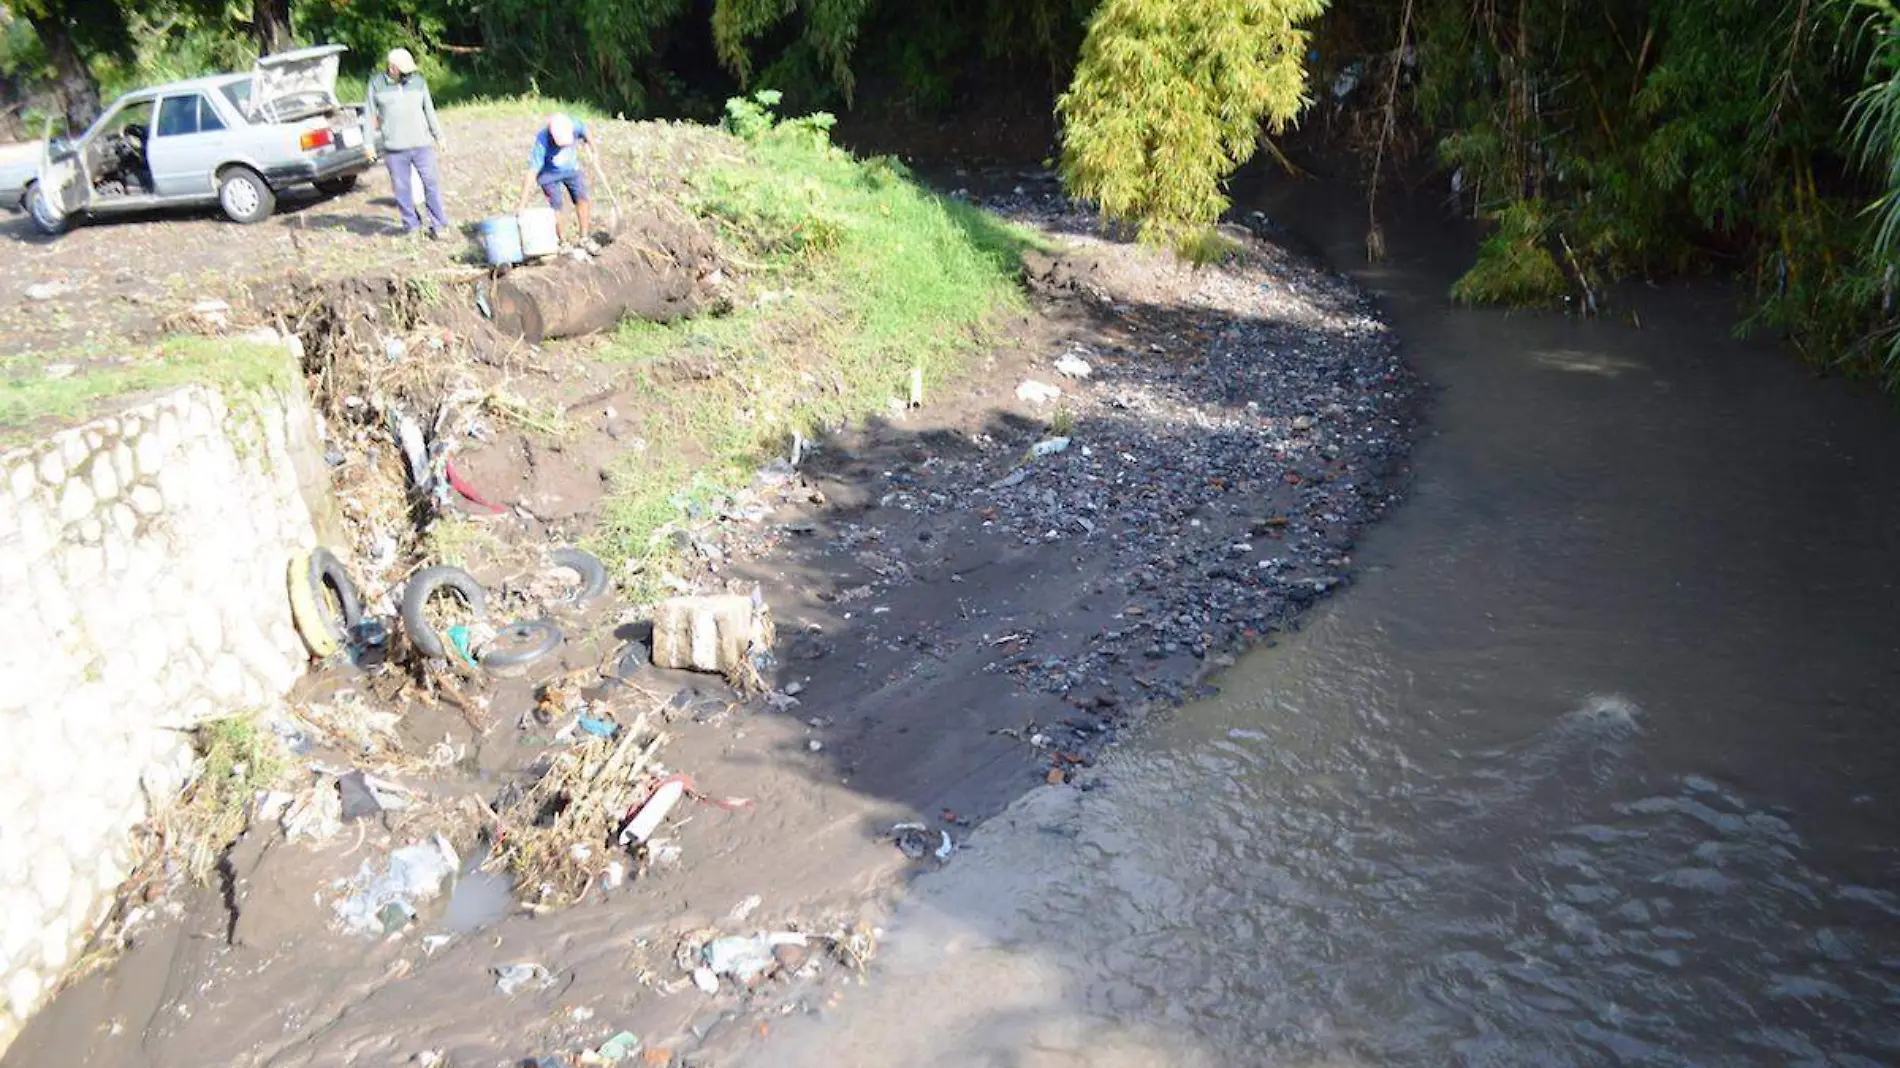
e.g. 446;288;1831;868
577;198;593;243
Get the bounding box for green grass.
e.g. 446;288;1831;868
0;336;295;445
175;713;289;883
588;94;1040;582
436;94;612;124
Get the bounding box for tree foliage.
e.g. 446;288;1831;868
1845;0;1900;371
8;0;1900;383
1057;0;1329;244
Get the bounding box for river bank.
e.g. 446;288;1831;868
2;175;1419;1065
709;171;1900;1067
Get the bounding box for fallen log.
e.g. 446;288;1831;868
489;213;716;343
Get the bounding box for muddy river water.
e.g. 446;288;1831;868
743;187;1900;1066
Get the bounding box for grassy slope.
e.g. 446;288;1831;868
0;336;293;446
584;97;1039;581
1;92;1038;593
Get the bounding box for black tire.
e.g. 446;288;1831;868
314;174;359;197
479;620;564;669
401;565;488;660
305;547;364;644
550;548;610;605
24;183;71;236
218;165;276;224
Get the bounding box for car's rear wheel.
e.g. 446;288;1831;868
314;174;359;197
218;166;276;224
24;182;71;236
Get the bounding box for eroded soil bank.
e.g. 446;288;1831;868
3;178;1418;1068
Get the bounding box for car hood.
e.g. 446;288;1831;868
250;43;346;121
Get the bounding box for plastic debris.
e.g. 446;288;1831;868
594;1032;641;1063
338;770;384;821
891;822;931;859
349;618;392;672
1054;354;1093;378
1030;437;1071;458
729;894;763;923
493;962;554;995
281;781;342;843
990;467;1031;490
700;932;808;988
891;822;953;861
621;776;687;845
393;410;430;492
577;715;618;739
335;835;459;937
1016;380;1062;404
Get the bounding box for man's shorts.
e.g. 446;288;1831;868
539;171;589;209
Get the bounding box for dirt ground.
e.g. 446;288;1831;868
0;110;730;363
0;158;1419;1067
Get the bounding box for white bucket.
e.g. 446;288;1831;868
517;206;560;258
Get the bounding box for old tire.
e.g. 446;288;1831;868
218;166;276;224
306;548;364;643
287;552;338;658
24;183;70;236
314;174;359;197
401;565;488;660
550;548;609;605
479;620;564;669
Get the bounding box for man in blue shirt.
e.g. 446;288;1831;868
518;113;595;245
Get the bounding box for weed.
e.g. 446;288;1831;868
482;389;572;439
422;514;503;568
587;95;1036;582
1451;200;1571;306
1049;406;1076;437
167;713;289;884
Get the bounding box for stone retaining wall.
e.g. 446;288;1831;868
0;372;330;1053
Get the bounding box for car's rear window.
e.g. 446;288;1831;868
220;79;254;122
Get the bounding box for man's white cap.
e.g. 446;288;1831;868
548;113;576;147
387;48;418;74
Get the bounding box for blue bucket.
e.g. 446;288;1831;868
478;214;523;267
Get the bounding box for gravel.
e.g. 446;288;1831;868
642;169;1421;750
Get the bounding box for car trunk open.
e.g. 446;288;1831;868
250;44;347;123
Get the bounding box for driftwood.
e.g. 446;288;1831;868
489;213;715;343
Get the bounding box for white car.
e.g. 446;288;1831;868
6;44;375;235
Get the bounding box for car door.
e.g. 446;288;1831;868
32;117;88;221
146;93;227;199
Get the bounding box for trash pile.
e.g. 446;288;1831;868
482;711;673;906
335;834;460;936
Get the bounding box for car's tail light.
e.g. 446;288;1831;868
299;128;333;152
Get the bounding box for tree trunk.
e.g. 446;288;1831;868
0;72;30;142
253;0;293;54
489;218;714;342
25;13;101;132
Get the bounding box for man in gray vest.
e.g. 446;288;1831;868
364;47;449;238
